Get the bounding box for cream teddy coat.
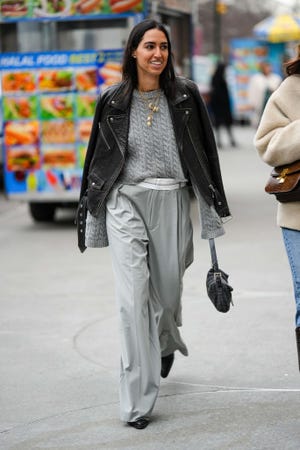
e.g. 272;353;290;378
254;74;300;231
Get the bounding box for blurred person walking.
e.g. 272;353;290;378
210;62;236;148
254;46;300;372
77;19;231;429
248;60;282;127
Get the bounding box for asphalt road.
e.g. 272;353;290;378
0;125;299;450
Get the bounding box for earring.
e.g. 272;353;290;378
132;55;136;58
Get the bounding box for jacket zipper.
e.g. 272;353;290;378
186;126;216;203
93;116;127;215
98;122;111;151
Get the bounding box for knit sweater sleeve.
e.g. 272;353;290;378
254;75;300;167
191;182;225;240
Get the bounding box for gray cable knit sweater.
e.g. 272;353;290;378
118;89;186;182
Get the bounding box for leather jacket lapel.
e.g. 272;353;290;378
168;85;191;153
104;82;131;157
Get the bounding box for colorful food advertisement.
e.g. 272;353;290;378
4;120;39;146
2;71;35;92
42;146;77;168
229;38;285;121
0;0;31;19
75;68;98;92
0;49;123;197
76;95;97;118
38;70;73;92
7;146;40;171
40;95;74;120
0;0;144;20
3;96;38;120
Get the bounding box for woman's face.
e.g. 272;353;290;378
132;28;169;83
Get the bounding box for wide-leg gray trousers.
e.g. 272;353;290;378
106;181;194;422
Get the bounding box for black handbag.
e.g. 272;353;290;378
206;239;233;313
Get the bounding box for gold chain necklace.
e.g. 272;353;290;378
138;89;161;127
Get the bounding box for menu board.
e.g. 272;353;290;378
0;49;123;197
0;0;144;21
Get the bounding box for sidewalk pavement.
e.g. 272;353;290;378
0;125;299;449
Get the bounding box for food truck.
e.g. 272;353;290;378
0;0;144;220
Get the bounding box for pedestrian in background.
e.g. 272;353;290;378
78;19;231;429
254;45;300;372
210;62;236;148
248;60;282;127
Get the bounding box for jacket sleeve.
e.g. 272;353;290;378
79;94;103;199
186;79;230;217
254;86;300;167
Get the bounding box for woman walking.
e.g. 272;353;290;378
254;45;300;372
78;19;231;429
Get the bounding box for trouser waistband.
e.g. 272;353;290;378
136;178;187;191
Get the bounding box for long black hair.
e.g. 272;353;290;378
285;44;300;76
122;19;176;98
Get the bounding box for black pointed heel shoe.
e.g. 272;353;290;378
161;353;174;378
127;417;149;429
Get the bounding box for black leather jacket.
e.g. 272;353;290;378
78;77;230;251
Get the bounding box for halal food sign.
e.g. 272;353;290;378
0;0;144;20
0;50;123;196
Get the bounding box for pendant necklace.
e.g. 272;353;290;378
138;89;161;126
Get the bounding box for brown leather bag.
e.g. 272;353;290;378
265;160;300;203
